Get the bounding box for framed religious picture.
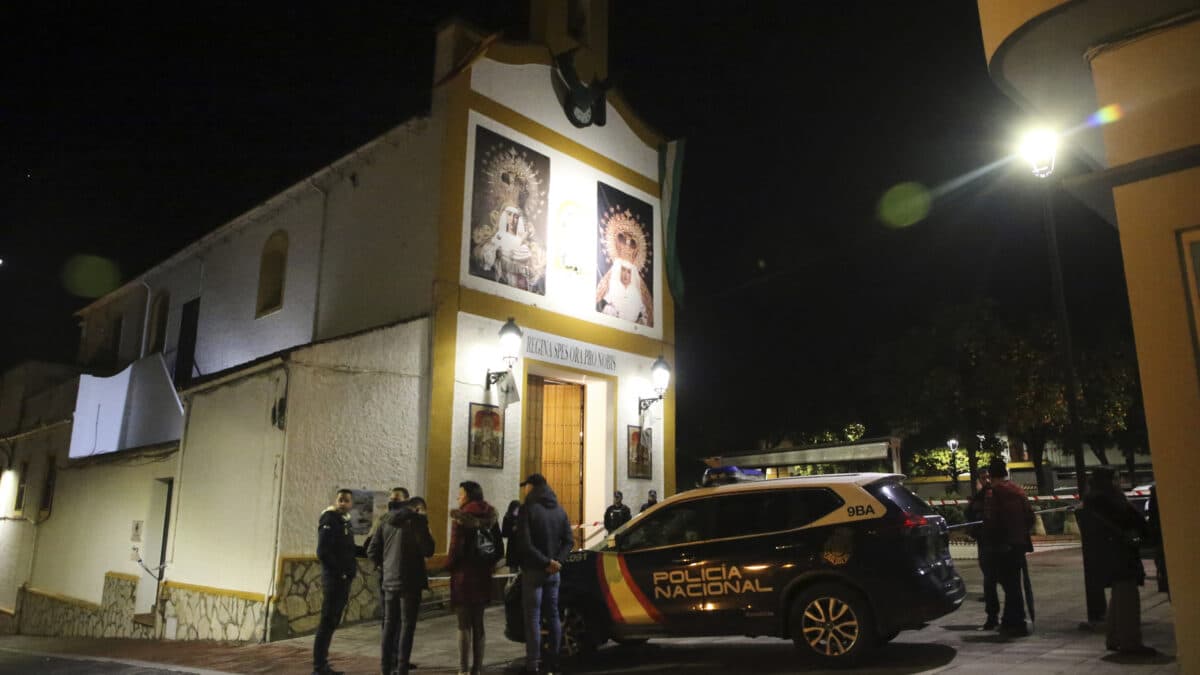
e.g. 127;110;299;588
467;403;504;469
1179;226;1200;394
628;424;652;479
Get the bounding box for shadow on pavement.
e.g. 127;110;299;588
508;640;957;674
1102;650;1176;667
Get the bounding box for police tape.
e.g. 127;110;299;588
927;489;1150;506
946;504;1080;530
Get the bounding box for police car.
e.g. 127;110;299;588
504;471;965;667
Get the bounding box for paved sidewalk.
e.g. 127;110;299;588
0;548;1178;674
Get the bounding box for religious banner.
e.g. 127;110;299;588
468;126;550;295
597;182;654;326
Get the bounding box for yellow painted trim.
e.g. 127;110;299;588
662;342;676;498
460;289;668;359
1008;461;1035;470
479;41;666;149
24;587;101;611
162;580;266;604
0;605;16;617
469;92;659;195
105;571;139;583
428;65;473;552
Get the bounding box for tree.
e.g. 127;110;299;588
1001;325;1067;494
1078;337;1147;482
910;444;996;491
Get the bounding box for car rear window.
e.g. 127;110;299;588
865;480;935;516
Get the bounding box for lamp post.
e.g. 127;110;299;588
639;356;672;413
1019;129;1087;498
1020;128;1099;621
948;438;960;493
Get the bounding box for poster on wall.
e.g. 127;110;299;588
468;126;550;295
597;182;654;326
468;402;505;469
348;489;384;535
628;425;652;479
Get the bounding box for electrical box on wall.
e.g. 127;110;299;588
131;519;144;542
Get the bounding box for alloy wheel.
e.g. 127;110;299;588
800;595;860;656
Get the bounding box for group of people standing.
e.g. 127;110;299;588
965;459;1159;656
311;473;577;675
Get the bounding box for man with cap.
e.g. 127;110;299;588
640;489;658;513
515;473;574;675
604;491;632;533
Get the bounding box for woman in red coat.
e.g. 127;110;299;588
446;480;502;675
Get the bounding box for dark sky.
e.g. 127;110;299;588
1;2;1132;464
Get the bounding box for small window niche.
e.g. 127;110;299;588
256;230;288;318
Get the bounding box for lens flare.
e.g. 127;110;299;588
1087;104;1123;127
61;255;122;298
877;182;932;228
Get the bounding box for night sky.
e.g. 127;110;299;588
2;2;1132;470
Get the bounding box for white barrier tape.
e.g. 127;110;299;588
927;489;1150;507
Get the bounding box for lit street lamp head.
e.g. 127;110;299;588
1019;128;1058;178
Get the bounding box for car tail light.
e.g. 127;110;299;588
902;514;928;529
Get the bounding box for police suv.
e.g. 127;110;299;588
504;471;965;667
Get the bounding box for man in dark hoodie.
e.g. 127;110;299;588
314;489;362;675
368;496;435;675
516;474;574;675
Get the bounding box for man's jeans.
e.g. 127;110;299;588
381;589;422;675
978;548;999;622
521;568;561;671
313;573;352;669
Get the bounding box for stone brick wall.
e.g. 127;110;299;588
18;572;156;638
270;557;453;640
272;557;380;638
161;584;265;641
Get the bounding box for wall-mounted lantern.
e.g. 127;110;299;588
638;356;672;413
487;318;524;388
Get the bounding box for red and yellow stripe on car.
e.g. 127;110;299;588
596;553;662;625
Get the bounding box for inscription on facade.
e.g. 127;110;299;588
523;329;618;375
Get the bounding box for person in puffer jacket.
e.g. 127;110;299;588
368;496;434;675
313;489;362;675
446;481;503;675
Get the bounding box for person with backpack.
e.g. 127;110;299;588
446;481;504;675
368;496;434;675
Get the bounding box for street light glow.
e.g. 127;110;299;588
1020;128;1058;178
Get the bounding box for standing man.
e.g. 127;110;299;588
516;474;574;675
604;491;632;533
314;489;361;675
640;489;658;513
982;458;1035;637
368;496;435;675
965;468;999;629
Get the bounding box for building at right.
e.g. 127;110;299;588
976;1;1199;667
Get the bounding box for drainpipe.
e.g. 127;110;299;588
307;178;330;342
139;281;154;358
262;363;291;643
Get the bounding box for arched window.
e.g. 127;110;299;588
256;230;288;317
148;291;170;353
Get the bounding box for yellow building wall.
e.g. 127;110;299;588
1091;23;1200;673
976;0;1069;63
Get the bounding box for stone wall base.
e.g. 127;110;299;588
161;584;265;641
18;573;157;639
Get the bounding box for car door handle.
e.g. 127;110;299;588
671;553;695;564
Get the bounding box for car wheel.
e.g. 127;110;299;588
546;604;598;659
790;583;877;667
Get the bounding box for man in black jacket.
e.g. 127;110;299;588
314;489;361;675
516;474;574;675
603;491;631;533
368;496;435;675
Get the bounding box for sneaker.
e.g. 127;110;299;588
980;619;998;631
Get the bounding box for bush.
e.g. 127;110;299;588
930;492;966;526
